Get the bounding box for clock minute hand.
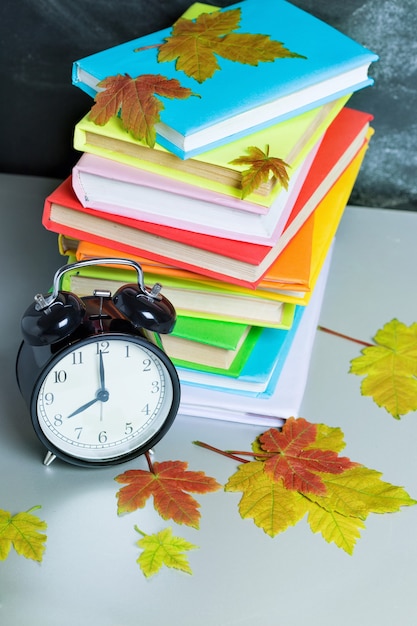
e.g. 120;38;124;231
99;350;106;392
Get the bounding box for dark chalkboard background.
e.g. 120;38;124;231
1;0;416;210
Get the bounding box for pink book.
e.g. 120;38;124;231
71;145;318;246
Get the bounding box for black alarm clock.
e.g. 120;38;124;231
16;258;181;467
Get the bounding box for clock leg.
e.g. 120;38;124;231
43;451;57;466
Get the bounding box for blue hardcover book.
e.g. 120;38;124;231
72;0;378;159
176;303;305;394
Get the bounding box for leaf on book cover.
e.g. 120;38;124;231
195;417;416;553
115;459;221;528
0;506;47;562
349;319;417;419
89;73;196;148
158;8;306;83
135;526;198;577
229;145;290;198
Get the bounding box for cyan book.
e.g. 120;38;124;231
72;0;378;158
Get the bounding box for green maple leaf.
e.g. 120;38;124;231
229;145;290;199
158;8;306;83
0;506;47;562
135;526;198;577
89;73;196;148
350;318;417;419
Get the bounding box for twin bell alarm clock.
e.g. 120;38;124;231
16;258;181;467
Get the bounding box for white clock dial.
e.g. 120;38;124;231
33;334;176;462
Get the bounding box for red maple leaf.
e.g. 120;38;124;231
89;73;195;148
115;460;221;528
259;418;358;495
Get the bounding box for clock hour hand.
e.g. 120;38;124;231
67;396;100;419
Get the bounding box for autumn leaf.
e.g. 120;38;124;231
196;416;417;553
158;8;306;83
305;467;417;519
350;318;417;419
135;526;198;577
258;418;358;495
89;73;196;148
115;460;221;528
305;500;365;555
0;506;47;562
225;460;309;536
230;145;290;198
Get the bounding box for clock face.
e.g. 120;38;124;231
31;334;179;465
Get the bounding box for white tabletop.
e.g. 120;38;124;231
1;173;417;625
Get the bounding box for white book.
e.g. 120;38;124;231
177;241;333;425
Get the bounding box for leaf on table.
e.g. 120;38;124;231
258;417;358;496
229;145;290;198
0;506;47;562
305;467;417;519
225;460;309;536
350;319;417;419
89;73;196;148
219;417;416;553
135;526;198;577
115;460;221;528
158;8;306;83
305;499;366;555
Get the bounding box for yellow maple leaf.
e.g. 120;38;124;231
0;506;47;562
158;8;306;83
350;318;417;418
135;526;198;577
305;467;417;518
229;145;290;198
225;460;308;536
305;500;365;555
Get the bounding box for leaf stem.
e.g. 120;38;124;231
193;441;249;464
26;505;42;514
134;525;147;537
134;43;162;53
225;450;272;459
317;325;374;348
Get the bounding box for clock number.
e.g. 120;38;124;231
74;427;83;440
72;351;83;365
142;404;150;416
151;380;160;394
98;431;108;443
96;341;110;354
125;422;133;435
54;370;67;383
142;358;152;372
54;414;63;427
44;392;54;405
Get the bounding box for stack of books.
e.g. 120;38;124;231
41;0;377;426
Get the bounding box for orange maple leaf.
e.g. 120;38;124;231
115;460;221;528
258;418;358;495
158;8;306;83
89;73;196;148
230;145;290;198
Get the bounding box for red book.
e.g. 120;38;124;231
43;108;372;287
